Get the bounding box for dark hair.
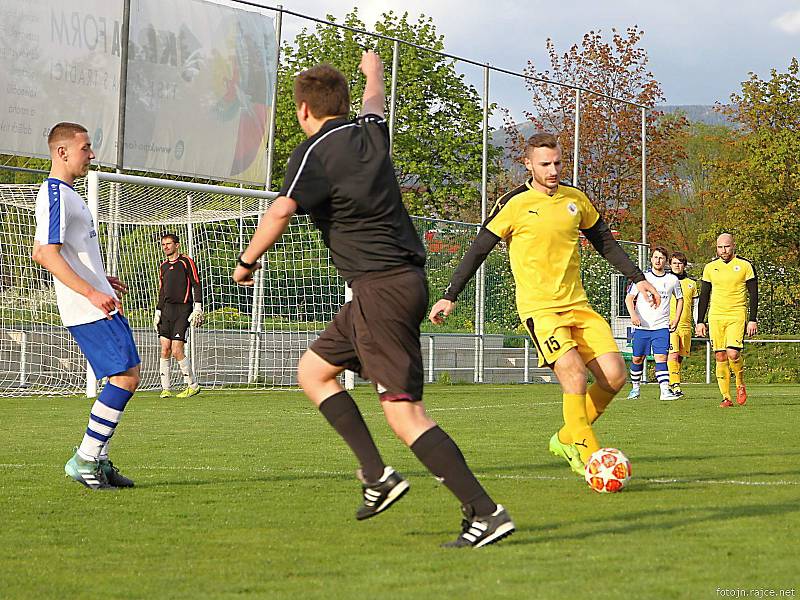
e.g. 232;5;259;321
524;132;560;157
47;122;88;148
161;233;179;244
670;251;687;265
294;64;350;118
651;246;669;259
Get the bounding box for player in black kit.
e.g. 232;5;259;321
232;52;513;548
155;233;203;398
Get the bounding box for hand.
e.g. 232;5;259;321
153;309;161;332
630;313;641;327
233;262;262;287
359;50;384;79
669;319;678;332
106;275;128;296
635;280;660;308
87;288;120;319
188;303;204;327
695;323;708;338
746;321;757;337
429;299;455;325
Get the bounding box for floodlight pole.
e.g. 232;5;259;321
474;64;490;383
249;6;283;384
640;107;647;268
388;40;399;154
572;89;581;185
115;0;131;171
187;193;196;377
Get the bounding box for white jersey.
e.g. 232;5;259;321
34;178;117;327
628;269;682;330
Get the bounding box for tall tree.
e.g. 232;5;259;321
503;27;687;237
274;9;496;218
646;122;734;259
710;58;800;265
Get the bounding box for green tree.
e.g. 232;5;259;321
645;122;734;259
503;27;688;235
274;9;498;218
711;58;800;265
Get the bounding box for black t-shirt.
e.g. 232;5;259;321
157;255;201;309
279;114;426;283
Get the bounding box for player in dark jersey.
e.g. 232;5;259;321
233;52;513;548
155;233;203;398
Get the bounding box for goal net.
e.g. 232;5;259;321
0;171;511;397
0;172;349;395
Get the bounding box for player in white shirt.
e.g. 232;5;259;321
625;246;684;400
32;122;141;490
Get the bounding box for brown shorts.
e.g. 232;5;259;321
310;265;427;401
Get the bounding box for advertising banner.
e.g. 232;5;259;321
124;0;277;183
0;0;123;165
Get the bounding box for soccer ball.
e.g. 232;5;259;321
584;448;632;493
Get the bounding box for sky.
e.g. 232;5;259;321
233;0;800;121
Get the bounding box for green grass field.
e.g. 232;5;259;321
1;384;798;599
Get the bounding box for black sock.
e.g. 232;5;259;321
318;391;385;482
410;425;496;516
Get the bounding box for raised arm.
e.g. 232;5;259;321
359;51;385;118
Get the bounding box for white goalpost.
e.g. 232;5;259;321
0;171;351;396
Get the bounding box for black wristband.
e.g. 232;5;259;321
237;253;257;269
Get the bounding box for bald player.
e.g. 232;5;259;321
695;233;758;407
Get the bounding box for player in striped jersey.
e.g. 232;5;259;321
155;233;204;398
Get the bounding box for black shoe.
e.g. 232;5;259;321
100;459;135;488
355;466;409;521
443;504;515;548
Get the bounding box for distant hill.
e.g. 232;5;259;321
491;105;731;152
658;105;731;127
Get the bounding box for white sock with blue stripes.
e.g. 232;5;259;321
655;362;670;393
630;362;643;390
77;383;133;462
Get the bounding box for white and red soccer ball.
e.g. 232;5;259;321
584;448;632;493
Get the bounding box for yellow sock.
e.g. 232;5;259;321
668;360;681;385
729;356;744;387
716;361;731;399
562;393;599;463
585;383;615;425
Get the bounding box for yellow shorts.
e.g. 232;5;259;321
709;316;746;352
522;306;619;367
669;327;693;357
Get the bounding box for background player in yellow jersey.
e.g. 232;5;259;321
667;251;699;398
429;132;659;477
695;233;758;407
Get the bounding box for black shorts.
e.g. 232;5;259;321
311;265;428;401
158;303;192;342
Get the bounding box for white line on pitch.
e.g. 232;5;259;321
2;463;797;487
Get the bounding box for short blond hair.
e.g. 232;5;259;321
47;122;88;150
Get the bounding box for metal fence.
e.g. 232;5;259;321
2;4;795;394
